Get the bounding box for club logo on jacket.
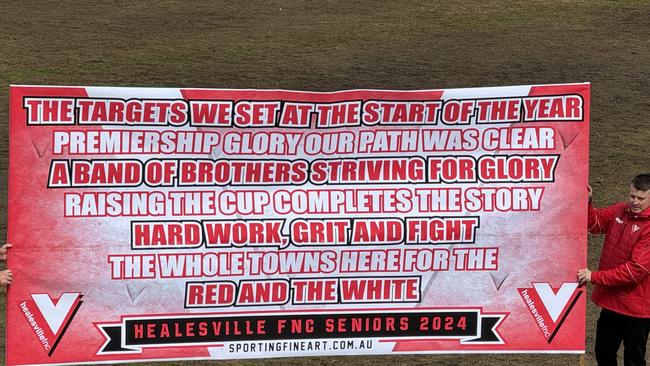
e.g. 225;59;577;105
19;292;83;356
518;283;582;343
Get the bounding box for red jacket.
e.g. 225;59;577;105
588;201;650;317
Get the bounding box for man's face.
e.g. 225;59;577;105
629;185;650;214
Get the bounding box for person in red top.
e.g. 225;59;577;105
578;174;650;366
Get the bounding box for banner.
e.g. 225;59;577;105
7;84;589;365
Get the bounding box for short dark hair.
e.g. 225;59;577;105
632;174;650;191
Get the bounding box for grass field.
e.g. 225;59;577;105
1;1;649;365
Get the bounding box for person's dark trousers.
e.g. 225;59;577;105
595;308;650;366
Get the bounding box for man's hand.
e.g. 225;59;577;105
577;268;592;285
0;243;12;260
0;269;13;285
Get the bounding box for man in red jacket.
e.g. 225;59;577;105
578;174;650;366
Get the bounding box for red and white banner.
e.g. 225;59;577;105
7;84;589;365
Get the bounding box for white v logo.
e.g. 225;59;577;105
31;293;81;335
532;283;578;322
